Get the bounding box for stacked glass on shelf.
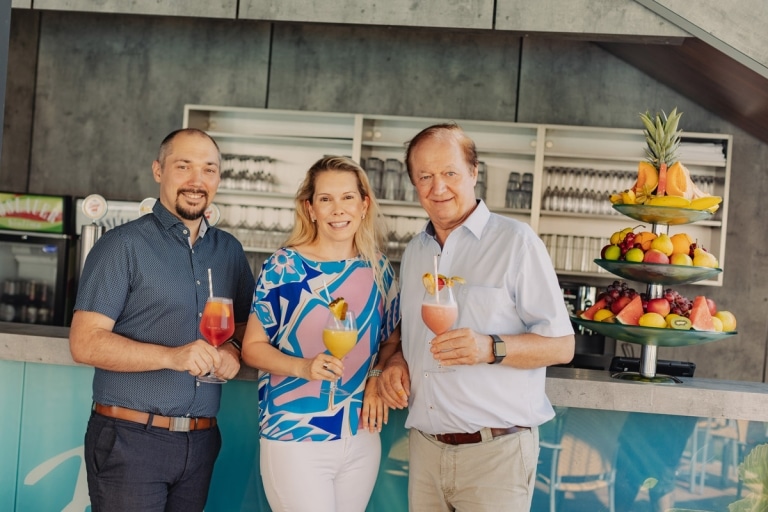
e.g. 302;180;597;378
385;215;426;261
220;154;276;192
540;234;610;274
216;204;295;250
361;157;416;202
505;171;533;209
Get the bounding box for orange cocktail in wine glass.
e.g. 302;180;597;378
323;300;357;410
197;296;235;384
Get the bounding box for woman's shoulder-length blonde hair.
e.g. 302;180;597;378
284;155;388;295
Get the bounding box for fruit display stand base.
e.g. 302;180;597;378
570;317;737;380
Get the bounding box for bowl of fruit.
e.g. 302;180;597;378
571;281;737;347
596;227;721;285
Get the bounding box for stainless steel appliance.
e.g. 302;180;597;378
0;193;74;326
560;281;614;370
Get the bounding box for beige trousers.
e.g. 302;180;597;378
408;426;539;512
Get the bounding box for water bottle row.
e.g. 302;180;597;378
540;234;611;274
220;154;277;192
541;166;719;215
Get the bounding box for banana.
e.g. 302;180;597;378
646;195;692;207
620;189;636;205
689;196;723;211
609;192;623;205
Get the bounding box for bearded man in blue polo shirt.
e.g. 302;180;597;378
378;123;575;512
69;128;255;512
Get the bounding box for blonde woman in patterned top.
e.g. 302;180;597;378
242;156;401;512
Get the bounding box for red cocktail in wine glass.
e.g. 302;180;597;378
197;296;234;384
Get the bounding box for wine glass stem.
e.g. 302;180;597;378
328;379;338;410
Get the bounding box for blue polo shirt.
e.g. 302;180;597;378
74;200;255;417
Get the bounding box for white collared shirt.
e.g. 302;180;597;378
400;201;574;434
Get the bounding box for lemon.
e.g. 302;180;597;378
638;312;666;328
593;309;615;322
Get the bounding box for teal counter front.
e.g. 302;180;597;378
3;324;768;511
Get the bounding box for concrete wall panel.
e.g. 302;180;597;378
241;0;494;29
269;23;520;122
32;0;236;18
1;9;37;193
496;0;688;40
29;12;270;200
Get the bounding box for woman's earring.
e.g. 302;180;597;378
362;214;366;220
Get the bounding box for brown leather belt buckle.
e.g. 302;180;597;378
169;417;191;432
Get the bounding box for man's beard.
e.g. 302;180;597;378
175;189;208;221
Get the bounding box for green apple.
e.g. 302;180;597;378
624;247;645;263
604;244;621;261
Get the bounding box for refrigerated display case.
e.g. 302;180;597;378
0;193;74;326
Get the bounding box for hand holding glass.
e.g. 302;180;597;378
421;285;458;372
322;310;358;409
197;297;235;384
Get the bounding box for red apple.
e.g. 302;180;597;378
643;249;670;264
611;295;632;315
706;298;717;316
646;297;671;317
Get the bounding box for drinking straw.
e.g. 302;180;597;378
207;268;214;298
433;254;439;304
322;279;333;303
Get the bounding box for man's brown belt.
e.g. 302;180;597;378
432;426;530;445
94;403;216;432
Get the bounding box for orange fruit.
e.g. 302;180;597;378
670;233;693;255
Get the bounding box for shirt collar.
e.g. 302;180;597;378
151;199;208;238
423;199;489;242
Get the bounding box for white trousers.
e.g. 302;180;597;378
260;429;381;512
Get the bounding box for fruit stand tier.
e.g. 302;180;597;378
593;259;722;286
613;204;715;225
571;317;737;347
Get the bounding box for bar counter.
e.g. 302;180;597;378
3;322;768;511
3;322;768;421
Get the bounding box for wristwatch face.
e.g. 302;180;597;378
491;335;506;363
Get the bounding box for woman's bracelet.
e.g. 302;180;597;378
368;369;383;378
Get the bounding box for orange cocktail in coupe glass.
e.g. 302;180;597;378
197;296;235;384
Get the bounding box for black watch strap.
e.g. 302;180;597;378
226;337;242;352
489;334;506;364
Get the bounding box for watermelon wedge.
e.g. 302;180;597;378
615;295;644;326
579;297;608;320
689;296;716;331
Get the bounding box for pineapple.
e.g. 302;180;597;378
639;108;682;197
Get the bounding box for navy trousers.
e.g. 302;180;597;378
84;412;222;512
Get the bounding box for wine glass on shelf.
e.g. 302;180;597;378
322;310;358;410
421;276;458;373
197;296;235;384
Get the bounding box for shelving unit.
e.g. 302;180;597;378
184;105;732;284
